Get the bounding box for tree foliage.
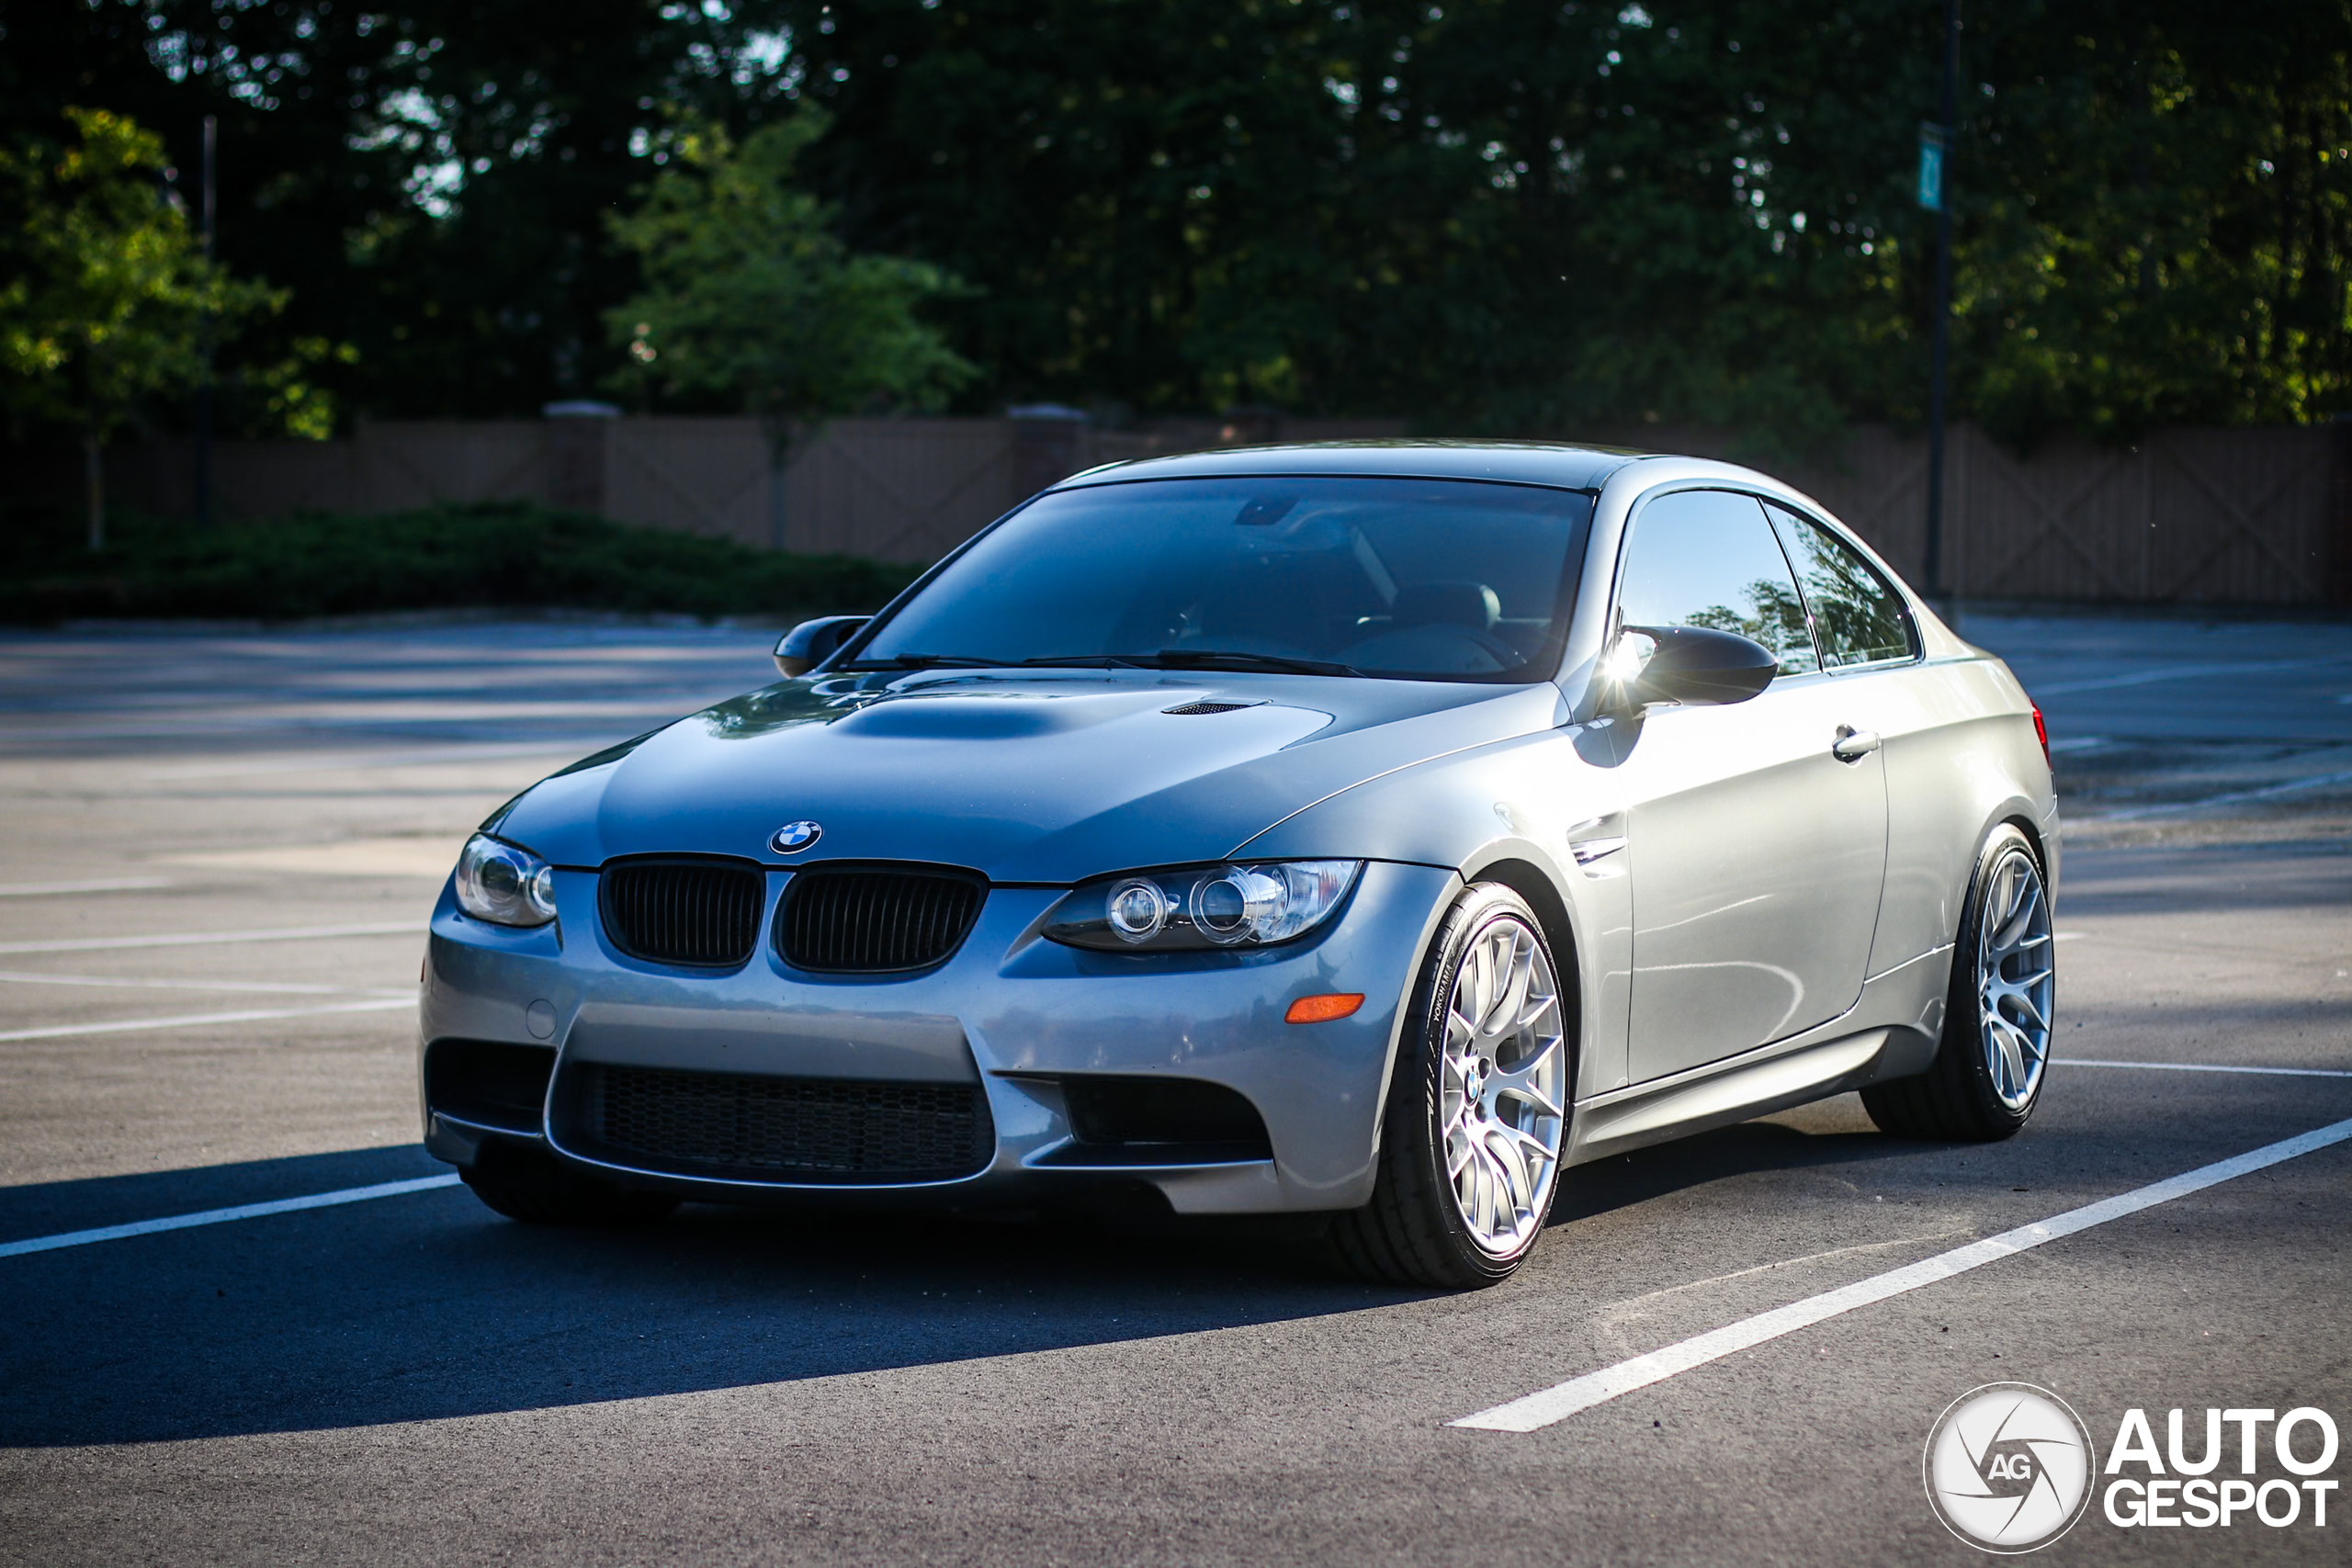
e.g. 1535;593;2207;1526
605;113;973;442
0;500;921;625
0;106;278;540
0;108;272;434
9;0;2351;447
779;0;2352;445
1;0;804;424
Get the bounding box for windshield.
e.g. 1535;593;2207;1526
849;476;1594;682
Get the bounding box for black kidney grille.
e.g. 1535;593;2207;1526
589;1065;993;1182
776;867;984;973
600;858;763;967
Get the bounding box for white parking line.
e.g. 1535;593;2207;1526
1450;1115;2352;1433
0;970;410;998
0;997;413;1043
2056;1056;2352;1080
0;920;418;955
0;1175;463;1259
145;741;599;780
0;877;176;897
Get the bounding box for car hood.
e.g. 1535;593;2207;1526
492;670;1566;882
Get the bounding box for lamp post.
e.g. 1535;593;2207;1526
1919;0;1957;605
193;113;216;530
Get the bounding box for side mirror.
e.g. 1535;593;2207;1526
773;615;869;678
1609;624;1778;711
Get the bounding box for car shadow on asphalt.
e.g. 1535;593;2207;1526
0;1143;1423;1449
0;1116;1944;1450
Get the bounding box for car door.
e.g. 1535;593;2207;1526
1760;502;1939;977
1609;489;1891;1083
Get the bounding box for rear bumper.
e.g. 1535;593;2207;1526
419;860;1457;1214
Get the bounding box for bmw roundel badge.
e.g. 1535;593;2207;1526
770;820;823;854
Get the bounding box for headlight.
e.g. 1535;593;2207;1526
454;833;558;927
1046;861;1361;952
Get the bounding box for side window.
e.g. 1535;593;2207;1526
1614;490;1819;677
1764;504;1917;669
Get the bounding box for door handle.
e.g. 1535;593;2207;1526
1832;727;1881;762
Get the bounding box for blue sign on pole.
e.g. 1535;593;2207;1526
1917;122;1947;212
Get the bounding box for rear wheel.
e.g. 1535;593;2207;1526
1863;825;2054;1141
459;1140;679;1227
1333;884;1570;1289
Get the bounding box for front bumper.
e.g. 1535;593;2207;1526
420;860;1457;1213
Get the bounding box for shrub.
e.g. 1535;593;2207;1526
0;500;924;624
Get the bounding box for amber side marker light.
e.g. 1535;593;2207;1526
1285;992;1365;1025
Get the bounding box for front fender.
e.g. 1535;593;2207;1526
1229;725;1634;1097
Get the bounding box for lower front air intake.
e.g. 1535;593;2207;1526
563;1062;994;1184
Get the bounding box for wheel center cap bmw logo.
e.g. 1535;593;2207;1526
770;820;823;854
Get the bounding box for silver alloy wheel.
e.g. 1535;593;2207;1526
1439;913;1568;1256
1977;847;2055;1111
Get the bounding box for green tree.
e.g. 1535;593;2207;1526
0;107;277;547
1955;0;2352;440
605;112;973;546
776;0;2352;443
18;0;2352;446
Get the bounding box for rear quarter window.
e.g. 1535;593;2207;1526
1764;504;1917;669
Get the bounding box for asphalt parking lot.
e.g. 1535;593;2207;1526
1;610;2346;1566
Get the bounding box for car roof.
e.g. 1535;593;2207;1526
1047;438;1655;493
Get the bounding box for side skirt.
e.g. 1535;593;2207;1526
1564;944;1951;1166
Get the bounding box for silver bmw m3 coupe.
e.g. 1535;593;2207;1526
421;441;2058;1287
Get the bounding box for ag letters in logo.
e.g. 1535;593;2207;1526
1924;1382;2097;1553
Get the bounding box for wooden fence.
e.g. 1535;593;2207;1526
101;413;2352;604
1665;422;2346;607
105;411;1399;569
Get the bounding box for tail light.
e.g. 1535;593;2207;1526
2030;703;2050;767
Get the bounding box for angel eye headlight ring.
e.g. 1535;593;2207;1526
1105;877;1171;942
1046;861;1362;953
454;833;559;928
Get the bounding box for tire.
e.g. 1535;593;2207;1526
459;1140;679;1227
1863;825;2054;1142
1333;884;1571;1289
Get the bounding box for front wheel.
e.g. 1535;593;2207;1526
1333;884;1571;1289
1863;824;2055;1141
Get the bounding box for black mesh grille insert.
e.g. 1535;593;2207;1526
600;857;763;968
1162;700;1255;716
585;1065;992;1182
1063;1077;1271;1152
424;1040;554;1134
775;866;985;973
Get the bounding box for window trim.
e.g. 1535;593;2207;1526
1758;499;1923;673
1601;484;1827;685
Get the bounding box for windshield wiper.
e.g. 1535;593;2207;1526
841;653;1155;672
1146;649;1363;677
837;653;1001;671
843;650;1360;676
